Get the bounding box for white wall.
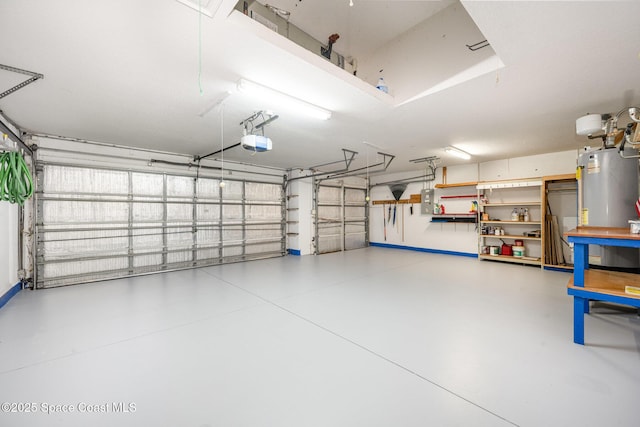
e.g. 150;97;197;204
369;149;579;254
286;170;314;255
0;202;19;296
370;164;478;253
1;114;22;298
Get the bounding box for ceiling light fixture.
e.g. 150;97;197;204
237;78;332;121
445;146;471;160
349;0;354;6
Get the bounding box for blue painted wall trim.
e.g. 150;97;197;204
288;249;301;256
544;266;573;273
0;282;22;311
369;242;478;258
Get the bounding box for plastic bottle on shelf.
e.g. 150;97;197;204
511;208;519;221
519;208;525;222
524;208;530;222
376;77;389;93
440;204;445;214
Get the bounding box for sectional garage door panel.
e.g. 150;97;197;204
314;182;368;254
36;164;285;288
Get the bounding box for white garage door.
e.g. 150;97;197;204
314;181;368;254
35;163;285;288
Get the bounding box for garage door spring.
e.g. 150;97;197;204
0;151;33;205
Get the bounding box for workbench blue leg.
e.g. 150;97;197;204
574;296;586;345
573;243;588;286
583;298;589;314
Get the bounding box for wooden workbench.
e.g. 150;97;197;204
565;226;640;345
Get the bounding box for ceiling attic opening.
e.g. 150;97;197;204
232;0;502;105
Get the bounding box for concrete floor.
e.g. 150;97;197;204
1;247;639;427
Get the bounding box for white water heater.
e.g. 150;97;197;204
578;147;640;268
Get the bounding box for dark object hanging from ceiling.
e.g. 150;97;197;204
390;184;407;201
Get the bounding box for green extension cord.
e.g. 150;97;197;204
0;151;33;206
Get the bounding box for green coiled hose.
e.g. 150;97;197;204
0;151;33;206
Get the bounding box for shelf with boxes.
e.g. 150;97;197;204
477;179;543;265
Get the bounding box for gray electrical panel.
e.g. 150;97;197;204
421;189;434;215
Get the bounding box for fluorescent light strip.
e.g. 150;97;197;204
237;79;332;121
445;146;471;160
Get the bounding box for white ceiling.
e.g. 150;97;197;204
1;0;639;175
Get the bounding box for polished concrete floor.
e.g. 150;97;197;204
1;247;639;427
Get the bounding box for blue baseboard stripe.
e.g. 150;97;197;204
0;282;22;310
369;242;478;258
288;249;301;256
544;266;573;273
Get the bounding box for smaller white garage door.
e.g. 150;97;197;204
314;181;368;254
